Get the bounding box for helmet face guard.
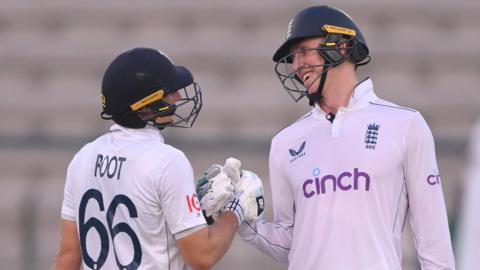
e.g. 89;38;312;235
274;35;357;103
100;47;203;129
272;6;370;104
139;82;202;129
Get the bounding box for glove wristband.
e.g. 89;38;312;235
224;197;245;226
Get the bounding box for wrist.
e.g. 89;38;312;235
223;198;245;226
219;211;242;227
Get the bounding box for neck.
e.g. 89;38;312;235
318;67;357;114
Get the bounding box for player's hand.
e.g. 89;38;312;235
196;163;235;222
222;159;265;225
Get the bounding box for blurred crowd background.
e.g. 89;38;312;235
1;1;479;269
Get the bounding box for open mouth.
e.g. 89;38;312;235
302;72;313;83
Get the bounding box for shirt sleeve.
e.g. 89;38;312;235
237;140;293;264
156;152;206;235
61;158;77;221
404;112;455;269
238;219;292;264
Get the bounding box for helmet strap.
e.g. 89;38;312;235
307;69;328;106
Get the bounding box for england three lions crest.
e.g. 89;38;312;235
364;123;380;150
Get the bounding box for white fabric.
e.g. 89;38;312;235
62;124;206;270
174;224;208;240
197;164;235;218
223;169;265;225
456;119;480;270
238;78;455;270
236;170;265;221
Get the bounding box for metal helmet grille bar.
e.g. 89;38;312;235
170;82;202;128
142;82;202;129
274;36;355;104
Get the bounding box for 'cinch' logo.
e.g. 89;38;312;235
427;174;441;185
303;168;371;198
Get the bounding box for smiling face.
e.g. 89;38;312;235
290;37;327;93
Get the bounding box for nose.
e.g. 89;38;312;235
292;53;304;70
172;91;181;102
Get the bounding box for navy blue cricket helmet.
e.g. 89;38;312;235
101;47;202;129
273;6;370;105
273;5;369;63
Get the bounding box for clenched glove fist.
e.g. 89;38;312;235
196;157;265;226
196;162;235;224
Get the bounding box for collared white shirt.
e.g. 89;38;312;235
239;78;455;270
62;124;206;270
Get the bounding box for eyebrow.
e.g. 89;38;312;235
291;44;308;53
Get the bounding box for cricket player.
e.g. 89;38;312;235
200;6;456;270
53;47;250;270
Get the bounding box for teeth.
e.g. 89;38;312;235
302;72;312;82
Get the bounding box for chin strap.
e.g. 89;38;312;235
307;69;328;106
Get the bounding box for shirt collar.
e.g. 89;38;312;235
346;77;377;110
109;124;165;143
312;77;377;118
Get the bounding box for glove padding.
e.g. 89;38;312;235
224;169;265;225
196;157;265;226
196;163;235;222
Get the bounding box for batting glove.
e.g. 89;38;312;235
222;159;265;225
196;161;236;223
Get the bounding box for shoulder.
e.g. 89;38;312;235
272;110;315;145
369;98;417;114
368;98;423;124
370;98;432;138
67;137;101;169
140;141;191;172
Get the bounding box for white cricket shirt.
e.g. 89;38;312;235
61;124;206;270
239;78;455;270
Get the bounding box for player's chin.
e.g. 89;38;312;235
305;81;320;93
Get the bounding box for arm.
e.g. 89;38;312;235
238;218;292;264
176;212;238;270
159;155;238;270
237;141;293;264
405;112;455;269
53;219;81;270
54;160;81;270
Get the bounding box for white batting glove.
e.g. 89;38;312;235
222;158;265;225
196;163;235;222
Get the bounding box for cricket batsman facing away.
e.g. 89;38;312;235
197;5;456;270
53;47;262;270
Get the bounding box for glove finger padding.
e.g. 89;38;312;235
223;157;242;184
195;164;235;219
196;164;220;201
224;169;265;225
238;170;265;220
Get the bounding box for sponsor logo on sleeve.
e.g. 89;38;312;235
427;173;441;186
186;193;201;213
